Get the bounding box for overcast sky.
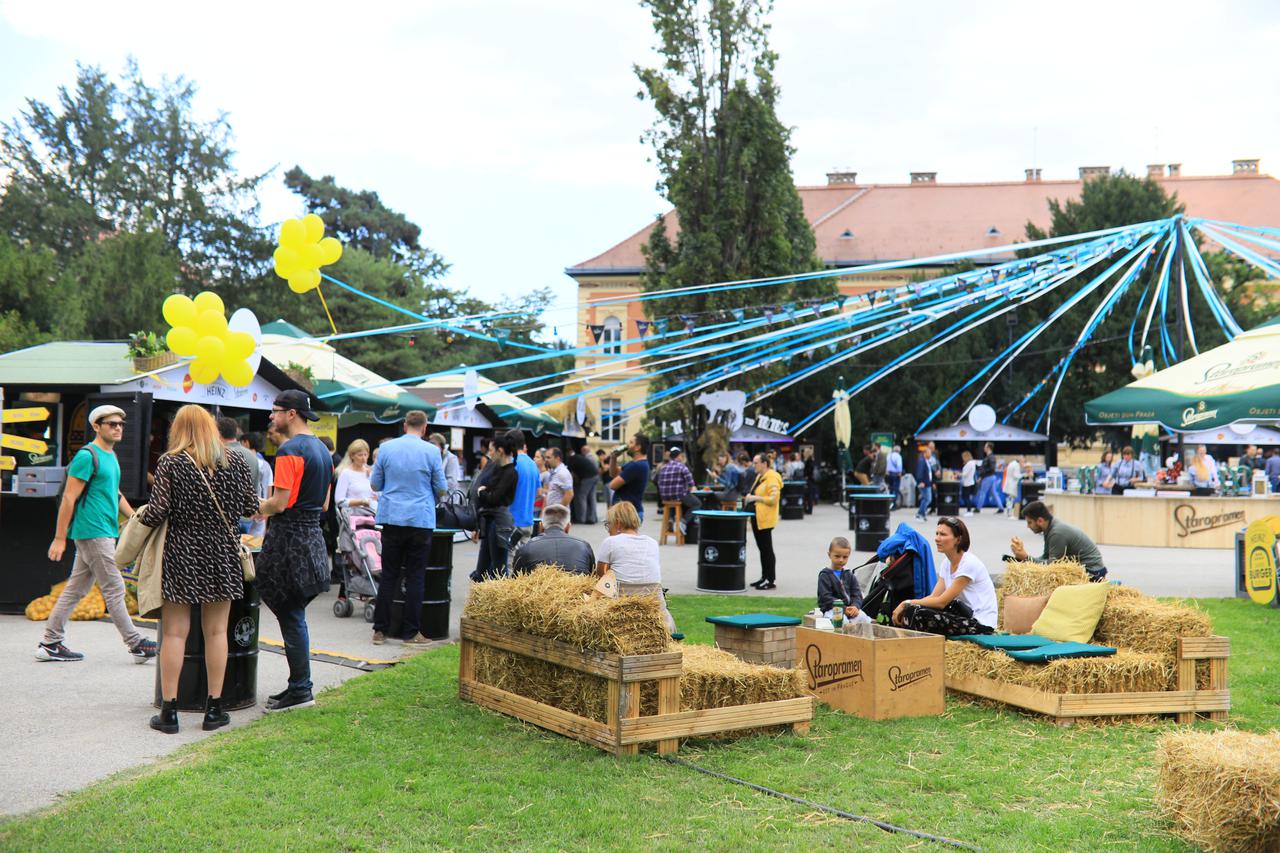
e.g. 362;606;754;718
3;0;1278;341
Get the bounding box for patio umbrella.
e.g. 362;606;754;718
1084;317;1280;432
833;389;851;448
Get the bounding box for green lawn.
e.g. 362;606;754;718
2;597;1276;851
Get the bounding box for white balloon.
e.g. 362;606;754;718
968;404;997;433
1228;422;1255;436
227;307;263;376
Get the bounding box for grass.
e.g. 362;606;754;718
1;596;1276;851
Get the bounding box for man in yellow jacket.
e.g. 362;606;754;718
745;454;783;590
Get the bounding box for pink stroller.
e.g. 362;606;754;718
333;506;382;622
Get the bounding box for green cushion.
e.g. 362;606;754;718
705;613;802;629
952;633;1055;650
1004;642;1117;663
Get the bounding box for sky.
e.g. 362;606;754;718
2;0;1279;342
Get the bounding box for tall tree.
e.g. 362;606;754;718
635;0;828;448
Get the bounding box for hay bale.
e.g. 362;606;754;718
463;566;669;655
1158;729;1280;852
1094;596;1213;656
945;641;1171;694
1001;560;1088;596
679;644;805;710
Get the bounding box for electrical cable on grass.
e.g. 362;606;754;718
658;755;980;850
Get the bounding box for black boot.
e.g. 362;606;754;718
150;698;179;734
202;695;230;731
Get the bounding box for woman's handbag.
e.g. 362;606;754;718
437;489;478;531
192;454;256;582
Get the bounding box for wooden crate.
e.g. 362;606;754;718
945;636;1231;725
714;624;797;668
798;625;945;720
458;618;814;756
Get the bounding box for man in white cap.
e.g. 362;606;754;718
40;405;157;663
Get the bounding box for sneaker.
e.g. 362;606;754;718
265;690;315;713
35;642;84;662
372;631;385;646
129;638;158;664
265;687;290;706
402;633;431;646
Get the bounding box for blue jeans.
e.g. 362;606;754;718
271;596;316;694
975;475;1004;512
916;485;932;518
886;474;901;509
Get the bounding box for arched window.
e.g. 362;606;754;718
602;315;622;355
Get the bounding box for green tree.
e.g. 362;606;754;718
634;0;828;454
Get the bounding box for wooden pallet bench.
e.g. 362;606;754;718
458;618;814;756
945;636;1230;726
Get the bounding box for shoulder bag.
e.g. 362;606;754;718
190;453;256;582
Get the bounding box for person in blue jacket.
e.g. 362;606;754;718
914;445;934;521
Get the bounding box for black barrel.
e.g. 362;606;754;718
936;481;961;515
390;528;456;641
155;581;259;711
846;484;887;531
852;494;893;552
694;510;752;593
780;480;806;520
1020;481;1044;513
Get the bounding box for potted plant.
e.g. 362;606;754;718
128;331;177;373
284;360;315;391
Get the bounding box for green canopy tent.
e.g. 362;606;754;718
1084;317;1280;432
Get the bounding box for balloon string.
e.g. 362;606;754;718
315;284;338;337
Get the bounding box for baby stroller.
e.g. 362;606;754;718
858;522;939;622
333;506;382;622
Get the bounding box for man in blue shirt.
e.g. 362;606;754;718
1266;448;1280;493
511;432;540;548
914;445;934;521
608;433;652;521
886;444;903;510
369;410;447;646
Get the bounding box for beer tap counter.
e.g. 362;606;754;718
1042;490;1280;549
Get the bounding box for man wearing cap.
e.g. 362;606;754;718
40;405;157;663
656;446;695;535
256;390;333;712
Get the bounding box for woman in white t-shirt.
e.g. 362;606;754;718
335;439;378;514
596;501;677;634
891;516;997;635
959;450;978;517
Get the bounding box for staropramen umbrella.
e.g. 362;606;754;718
1085;317;1280;432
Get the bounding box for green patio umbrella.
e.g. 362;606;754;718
1084;317;1280;432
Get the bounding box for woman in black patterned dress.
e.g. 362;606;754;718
140;404;259;734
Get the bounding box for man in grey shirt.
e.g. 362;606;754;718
1010;500;1107;581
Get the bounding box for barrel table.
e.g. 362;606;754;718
693;510;754;593
1019;481;1044;517
852;494;894;553
389;528;458;640
845;484;888;531
155;580;260;711
780;480;806;520
936;481;961;516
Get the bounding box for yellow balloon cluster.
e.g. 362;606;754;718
162;291;257;387
273;213;343;293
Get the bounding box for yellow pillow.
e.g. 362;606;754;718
1031;583;1110;643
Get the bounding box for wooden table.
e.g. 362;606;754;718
1043;490;1280;549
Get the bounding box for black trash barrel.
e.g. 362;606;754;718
846;484;887;531
693;510;753;593
780;480;806;520
852;494;893;553
390;528;457;640
1019;481;1044;513
936;481;961;516
155;580;259;711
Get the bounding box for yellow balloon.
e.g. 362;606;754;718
289;269;320;293
222;359;254;388
279;218;306;249
193;291;225;316
162;294;197;328
224;331;256;361
302;213;325;244
189;357;220;385
302;243;324;269
318;237;343;266
273;246;301;280
195;309;228;338
166;326;198;357
195;335;225;365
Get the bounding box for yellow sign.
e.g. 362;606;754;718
1245;519;1278;606
263;413;339;456
0;456;14;471
0;407;49;424
0;434;48;454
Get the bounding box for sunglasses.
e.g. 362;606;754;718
99;420;126;428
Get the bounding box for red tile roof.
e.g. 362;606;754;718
567;173;1280;274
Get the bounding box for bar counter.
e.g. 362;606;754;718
1042;489;1280;549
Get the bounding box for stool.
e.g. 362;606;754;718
660;501;685;545
706;614;802;668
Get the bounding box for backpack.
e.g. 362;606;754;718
56;445;101;515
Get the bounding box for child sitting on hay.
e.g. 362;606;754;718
596;501;678;635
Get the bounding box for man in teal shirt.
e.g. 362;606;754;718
40;405;157;663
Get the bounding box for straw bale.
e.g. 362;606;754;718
945;641;1171;694
679;644;805;709
1000;560;1088;597
463;566;669;655
1094;596;1213;657
1157;729;1280;852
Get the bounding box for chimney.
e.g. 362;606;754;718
1079;166;1110;180
910;171;937;184
826;170;857;185
1024;168;1042;183
1232;158;1260;175
1147;164;1164;178
1167;163;1181;177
